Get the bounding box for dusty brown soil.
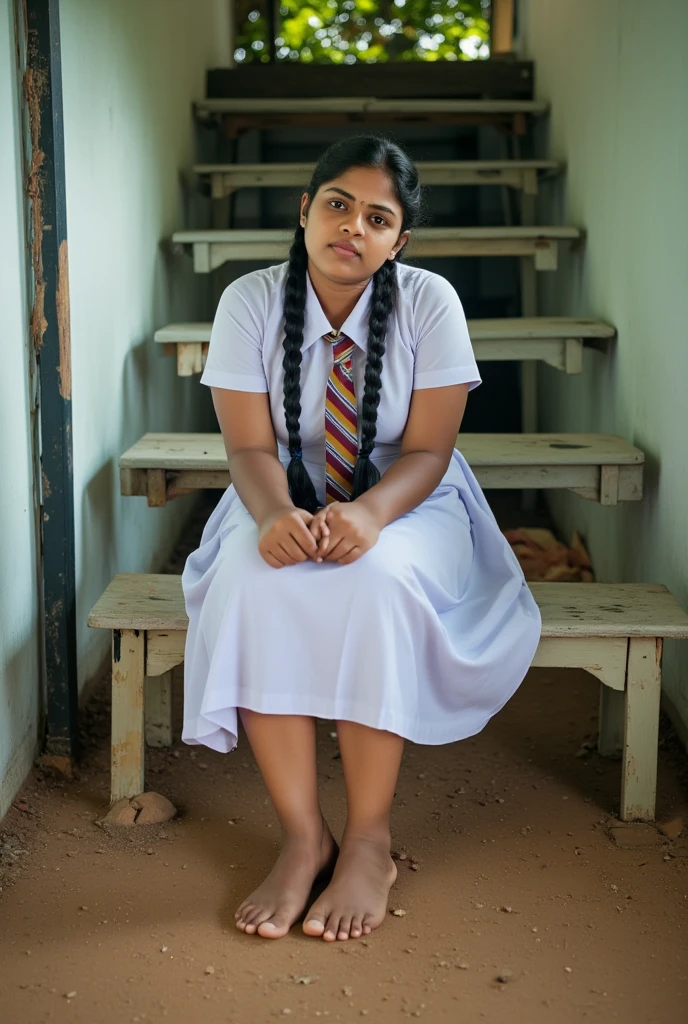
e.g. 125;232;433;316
1;664;687;1024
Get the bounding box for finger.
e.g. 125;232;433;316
281;536;309;563
277;542;300;566
263;551;285;569
323;537;348;562
291;518;318;556
337;546;363;565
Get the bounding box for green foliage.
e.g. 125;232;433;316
234;0;490;64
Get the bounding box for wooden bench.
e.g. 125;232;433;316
155;317;615;378
196;160;562;201
119;432;644;508
87;573;688;820
172;226;583;275
194;97;550;139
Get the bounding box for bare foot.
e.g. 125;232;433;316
235;818;338;939
302;830;397;941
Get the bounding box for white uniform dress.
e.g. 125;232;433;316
182;261;542;752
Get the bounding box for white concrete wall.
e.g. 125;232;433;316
520;0;688;740
0;0;42;820
0;0;231;818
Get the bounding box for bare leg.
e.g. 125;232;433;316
234;710;338;939
303;721;403;941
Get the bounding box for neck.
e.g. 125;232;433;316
307;259;371;332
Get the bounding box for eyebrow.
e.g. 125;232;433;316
323;186;397;218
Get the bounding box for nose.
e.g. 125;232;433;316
340;206;366;236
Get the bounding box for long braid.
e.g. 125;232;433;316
280;134;423;512
282;225;320;513
351;259;398;499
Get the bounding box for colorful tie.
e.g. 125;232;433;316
325;331;357;504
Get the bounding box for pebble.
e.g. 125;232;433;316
64;991;77;999
204;965;215;975
496;970;513;984
391;908;407;917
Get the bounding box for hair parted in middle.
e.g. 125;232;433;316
282;134;424;514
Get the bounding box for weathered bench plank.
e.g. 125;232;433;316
171;226;583;274
88;574;688;818
119;432;643;507
194;97;550;138
155;316;615;377
195;160;562;199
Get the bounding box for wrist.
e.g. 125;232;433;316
353;494;387;531
256;502;295;530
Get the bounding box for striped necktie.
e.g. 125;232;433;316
325;330;357;504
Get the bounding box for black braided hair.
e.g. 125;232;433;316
282;135;424;513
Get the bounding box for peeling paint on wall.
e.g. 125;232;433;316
57;240;71;399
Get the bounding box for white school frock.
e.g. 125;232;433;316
182;261;542;752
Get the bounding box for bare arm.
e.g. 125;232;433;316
211;388;291;526
211;387;317;565
354;383;470;529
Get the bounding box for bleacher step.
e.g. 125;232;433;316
119;431;643;507
155;317;615;377
172;226;583;274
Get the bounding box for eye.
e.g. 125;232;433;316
329;199;347;210
371;215;389;227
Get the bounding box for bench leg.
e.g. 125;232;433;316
145;670;173;747
620;637;662;821
111;629;145;803
598;686;624;756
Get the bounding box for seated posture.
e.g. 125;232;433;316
182;135;542;942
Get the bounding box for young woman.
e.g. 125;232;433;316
182;136;542;943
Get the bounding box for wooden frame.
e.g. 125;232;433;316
172;226;583;275
154;317;615;378
118;432;644;508
88;575;688;819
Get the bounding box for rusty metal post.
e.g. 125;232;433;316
23;0;79;766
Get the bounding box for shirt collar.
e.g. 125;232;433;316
302;270;373;354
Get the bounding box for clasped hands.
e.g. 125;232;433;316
257;502;380;569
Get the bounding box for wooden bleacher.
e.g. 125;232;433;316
196;160;562;200
172;226;583;274
118;432;644;508
88;572;688;820
193;96;550;138
155;317;615;378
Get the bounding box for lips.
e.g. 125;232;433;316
330;241;359;256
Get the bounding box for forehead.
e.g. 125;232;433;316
321;166;401;210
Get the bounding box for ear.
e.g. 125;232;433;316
299;193;310;228
389;230;410;261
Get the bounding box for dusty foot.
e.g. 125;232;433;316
302;831;397;941
235;819;338;939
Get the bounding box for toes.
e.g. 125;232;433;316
235;901;254;922
303;910;327;936
323;911;341;942
337;914;353;941
257;911;292;939
350;916;363;939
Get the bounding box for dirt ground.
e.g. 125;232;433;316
1;663;687;1024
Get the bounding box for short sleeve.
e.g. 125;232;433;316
412;275;482;392
200;278;269;392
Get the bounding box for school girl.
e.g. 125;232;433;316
182;135;542;943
